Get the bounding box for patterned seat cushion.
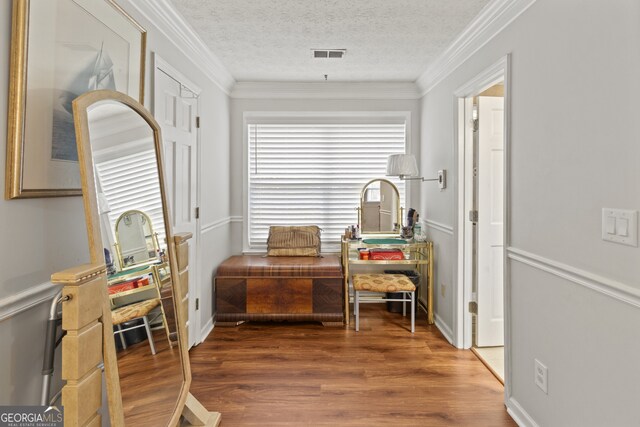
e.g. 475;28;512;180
353;274;416;293
111;298;160;325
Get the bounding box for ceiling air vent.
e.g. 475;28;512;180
312;49;346;59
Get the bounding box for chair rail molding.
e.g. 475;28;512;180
0;281;59;322
125;0;236;95
424;219;454;236
507;247;640;309
231;82;422;100
416;0;537;95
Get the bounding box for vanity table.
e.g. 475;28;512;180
107;261;176;345
341;237;434;325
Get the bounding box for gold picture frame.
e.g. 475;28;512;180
5;0;146;199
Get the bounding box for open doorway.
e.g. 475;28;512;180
470;85;505;382
454;56;510;388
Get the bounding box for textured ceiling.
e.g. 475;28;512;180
170;0;491;82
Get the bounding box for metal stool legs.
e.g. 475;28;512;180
355;290;360;332
142;315;156;355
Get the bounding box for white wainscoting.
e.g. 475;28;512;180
201;215;243;235
0;281;59;322
507;247;640;309
424;219;454;236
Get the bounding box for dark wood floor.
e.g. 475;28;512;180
117;328;183;426
190;305;516;426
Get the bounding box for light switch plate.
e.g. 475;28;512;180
602;208;638;247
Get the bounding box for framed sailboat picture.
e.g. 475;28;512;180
5;0;146;199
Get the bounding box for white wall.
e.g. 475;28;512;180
0;0;232;404
230;96;422;253
420;0;640;425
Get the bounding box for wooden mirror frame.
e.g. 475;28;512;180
51;89;219;426
357;178;402;234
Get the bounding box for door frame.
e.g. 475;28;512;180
152;53;203;347
452;55;511;395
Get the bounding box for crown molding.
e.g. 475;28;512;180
123;0;236;95
231;82;422;100
416;0;537;96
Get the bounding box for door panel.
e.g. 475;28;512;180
155;69;199;348
476;95;505;347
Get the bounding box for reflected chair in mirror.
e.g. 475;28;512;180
353;273;416;333
112;298;161;354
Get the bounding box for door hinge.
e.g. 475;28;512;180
468;301;478;315
472;118;479;132
195;298;200;310
469;210;478;222
195;207;200;219
196;116;200;128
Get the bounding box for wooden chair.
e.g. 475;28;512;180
353;274;416;333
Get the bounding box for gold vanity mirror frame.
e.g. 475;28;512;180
72;90;190;426
114;209;161;270
358;178;402;234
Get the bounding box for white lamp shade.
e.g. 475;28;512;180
386;154;419;177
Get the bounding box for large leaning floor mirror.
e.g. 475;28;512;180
68;90;219;426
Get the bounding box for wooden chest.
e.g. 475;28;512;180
215;255;344;323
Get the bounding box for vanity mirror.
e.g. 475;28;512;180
115;210;161;269
51;89;219;426
358;178;402;234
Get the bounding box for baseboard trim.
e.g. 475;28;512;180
0;281;59;322
199;316;215;344
507;247;640;309
424;219;454;236
434;313;454;345
506;397;540;427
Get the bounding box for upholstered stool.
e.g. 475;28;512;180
112;298;161;354
353;274;416;333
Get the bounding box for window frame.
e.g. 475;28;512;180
242;111;413;253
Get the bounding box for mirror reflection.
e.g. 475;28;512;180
115;210;162;269
359;179;401;233
86;100;182;425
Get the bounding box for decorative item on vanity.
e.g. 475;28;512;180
5;0;146;199
51;90;220;427
386;154;447;190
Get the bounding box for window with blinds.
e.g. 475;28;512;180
95;148;167;246
247;120;407;250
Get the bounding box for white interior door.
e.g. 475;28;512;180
476;95;505;347
154;67;199;349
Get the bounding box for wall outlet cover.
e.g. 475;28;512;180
534;359;548;394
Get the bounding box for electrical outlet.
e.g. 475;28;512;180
534;359;548;394
440;283;446;297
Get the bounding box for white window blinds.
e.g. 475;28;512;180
248;121;407;250
95;149;167;246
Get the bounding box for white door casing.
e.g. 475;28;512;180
476;96;505;347
154;59;200;348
